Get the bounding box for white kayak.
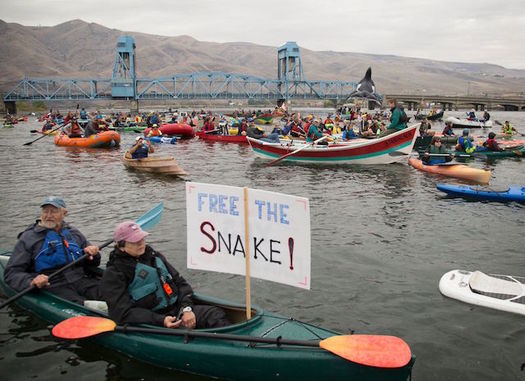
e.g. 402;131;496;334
445;116;493;129
439;269;525;315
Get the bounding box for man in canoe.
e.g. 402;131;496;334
101;221;231;329
502;121;518;136
4;197;102;304
127;136;155;159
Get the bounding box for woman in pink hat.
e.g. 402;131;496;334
101;220;230;329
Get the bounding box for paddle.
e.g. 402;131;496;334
24;123;64;145
265;135;329;166
52;316;412;368
0;202;163;310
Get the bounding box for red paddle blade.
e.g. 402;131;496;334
320;334;412;368
52;316;116;339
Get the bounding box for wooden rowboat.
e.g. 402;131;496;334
248;125;418;165
122;153;188;176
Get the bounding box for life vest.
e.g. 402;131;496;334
484;138;499;151
148;128;162;137
503;124;513;135
128;257;178;311
458;136;476;154
34;228;83;273
70;123;82;136
131;144;149;159
79;111;87;119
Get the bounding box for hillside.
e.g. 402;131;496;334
1;19;525;97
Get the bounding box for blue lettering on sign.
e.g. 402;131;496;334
254;200;290;225
197;193;240;216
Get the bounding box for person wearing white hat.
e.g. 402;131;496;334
101;221;231;329
127;136;154;159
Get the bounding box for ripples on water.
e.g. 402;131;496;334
0;111;524;380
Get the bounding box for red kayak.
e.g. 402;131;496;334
196;131;248;143
144;123;195;139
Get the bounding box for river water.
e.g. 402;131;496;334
0;111;524;381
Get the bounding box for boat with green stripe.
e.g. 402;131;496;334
0;251;414;381
247;124;418;164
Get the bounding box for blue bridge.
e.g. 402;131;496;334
3;36;359;113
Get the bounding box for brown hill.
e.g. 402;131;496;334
1;19;524;97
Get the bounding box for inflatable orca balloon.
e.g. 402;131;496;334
347;67;381;105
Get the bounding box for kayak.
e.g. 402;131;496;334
54;131;120;148
408;158;491;184
453;145;525;159
0;252;415;381
436;183;525;203
146;136;177;144
445;116;493;129
439;269;525;316
122;153;188;176
196;131;248;143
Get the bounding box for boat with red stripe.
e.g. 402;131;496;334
247;124;418;164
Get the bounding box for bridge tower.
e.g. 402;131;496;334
111;36;136;98
277;42;305;101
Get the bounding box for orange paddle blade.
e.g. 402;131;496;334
320;334;411;368
52;316;117;339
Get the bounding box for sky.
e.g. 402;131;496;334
2;0;525;69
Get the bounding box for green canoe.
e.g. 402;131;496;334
0;252;414;381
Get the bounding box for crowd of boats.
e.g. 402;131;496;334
2;103;525;380
5;105;525;189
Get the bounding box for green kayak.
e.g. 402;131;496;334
0;252;414;381
454;145;525;159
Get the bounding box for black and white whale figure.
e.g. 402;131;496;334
347;67;381;105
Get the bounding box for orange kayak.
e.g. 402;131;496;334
408;158;491;184
54;131;120;148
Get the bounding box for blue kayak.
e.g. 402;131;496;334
436;183;525;203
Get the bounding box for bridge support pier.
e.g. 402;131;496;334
130;100;139;115
4;101;16;115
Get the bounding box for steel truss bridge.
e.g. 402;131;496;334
3;73;357;102
3;38;358;112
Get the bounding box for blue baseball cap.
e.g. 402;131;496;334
40;196;66;208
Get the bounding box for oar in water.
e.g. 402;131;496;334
265;135;329;166
23;123;64;145
0;202;163;310
52;316;412;369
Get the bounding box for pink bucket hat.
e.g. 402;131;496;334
114;220;149;243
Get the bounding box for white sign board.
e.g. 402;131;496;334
186;182;311;289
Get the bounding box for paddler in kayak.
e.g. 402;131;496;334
101;221;231;329
422;136;453;165
480;132;503;152
4;196;102;304
441;121;455;137
502;121;518;136
456;129;477;154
